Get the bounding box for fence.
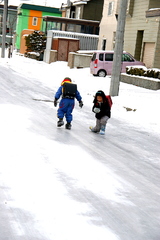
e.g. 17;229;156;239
50;30;99;50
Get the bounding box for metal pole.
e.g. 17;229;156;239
1;0;8;58
109;0;128;96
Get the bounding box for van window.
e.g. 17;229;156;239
105;53;113;61
91;53;96;61
99;53;104;61
122;54;134;62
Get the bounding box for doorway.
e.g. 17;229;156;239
134;30;144;61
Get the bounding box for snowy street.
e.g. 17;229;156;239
0;55;160;240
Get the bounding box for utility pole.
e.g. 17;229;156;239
109;0;128;96
1;0;8;58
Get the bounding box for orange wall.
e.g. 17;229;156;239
20;29;34;54
28;10;42;30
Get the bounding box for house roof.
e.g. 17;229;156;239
43;15;99;27
18;3;61;14
0;4;17;11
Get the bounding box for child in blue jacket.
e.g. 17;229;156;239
54;77;83;130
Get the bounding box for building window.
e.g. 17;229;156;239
108;2;114;16
102;39;107;50
32;17;38;26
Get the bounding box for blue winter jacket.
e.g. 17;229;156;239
55;86;82;102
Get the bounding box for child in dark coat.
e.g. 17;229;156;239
54;77;83;130
90;90;111;135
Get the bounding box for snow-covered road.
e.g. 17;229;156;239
0;64;160;240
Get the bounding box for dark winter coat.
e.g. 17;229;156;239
92;91;111;119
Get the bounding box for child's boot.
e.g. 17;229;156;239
65;122;71;130
100;125;106;135
89;126;98;133
57;118;64;127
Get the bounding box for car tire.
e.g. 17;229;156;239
98;70;107;77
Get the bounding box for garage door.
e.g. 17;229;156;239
142;42;155;68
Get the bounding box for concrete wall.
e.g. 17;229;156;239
121;74;160;90
43;50;57;64
43;30;58;64
68;52;92;68
44;50;92;68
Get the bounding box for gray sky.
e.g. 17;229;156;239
7;0;68;8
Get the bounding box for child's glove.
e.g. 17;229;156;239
54;99;58;107
93;107;100;113
79;101;83;108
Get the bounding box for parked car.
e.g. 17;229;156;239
90;50;145;77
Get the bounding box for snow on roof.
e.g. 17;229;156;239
73;1;88;6
149;8;160;11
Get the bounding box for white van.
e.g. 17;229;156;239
90;50;145;77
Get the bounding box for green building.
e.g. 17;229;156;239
16;3;62;51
